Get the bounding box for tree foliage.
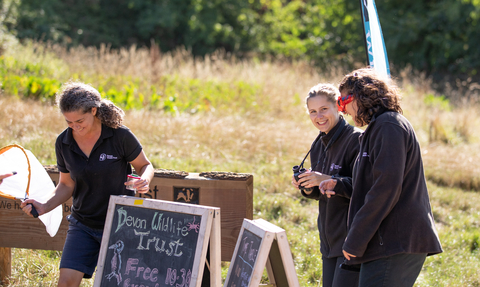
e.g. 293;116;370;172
6;0;480;78
379;0;480;77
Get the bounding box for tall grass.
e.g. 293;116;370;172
1;42;480;286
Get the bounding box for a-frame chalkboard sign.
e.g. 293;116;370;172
94;195;221;287
223;219;299;287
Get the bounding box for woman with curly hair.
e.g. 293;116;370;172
320;68;442;287
21;81;154;287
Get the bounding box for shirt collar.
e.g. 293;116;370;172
62;124;114;146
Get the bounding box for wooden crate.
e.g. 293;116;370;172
0;168;253;262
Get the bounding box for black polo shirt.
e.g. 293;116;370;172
55;124;142;229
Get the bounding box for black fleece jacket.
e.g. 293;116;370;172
301;117;362;258
343;110;443;265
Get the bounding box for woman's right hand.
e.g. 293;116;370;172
319;178;337;198
20;199;45;218
291;175;300;189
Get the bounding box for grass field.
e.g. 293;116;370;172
1;42;480;286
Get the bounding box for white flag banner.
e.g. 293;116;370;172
360;0;390;77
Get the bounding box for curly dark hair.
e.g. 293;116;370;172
339;68;402;126
55;81;124;129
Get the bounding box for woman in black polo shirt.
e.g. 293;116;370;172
323;68;443;287
21;81;154;287
292;83;362;287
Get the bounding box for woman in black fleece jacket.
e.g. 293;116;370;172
321;68;442;287
292;83;362;287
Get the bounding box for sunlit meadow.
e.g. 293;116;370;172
1;42;480;286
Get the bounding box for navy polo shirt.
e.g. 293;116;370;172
55;124;142;229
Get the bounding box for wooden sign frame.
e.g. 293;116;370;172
94;195;221;287
223;219;299;287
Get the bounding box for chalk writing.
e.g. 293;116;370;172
151;212;190;237
134;230;184;257
165;267;191;287
225;229;262;287
99;204;201;287
116;207;148;233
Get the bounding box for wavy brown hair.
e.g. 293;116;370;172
339;68;402;126
56;81;125;129
305;83;339;108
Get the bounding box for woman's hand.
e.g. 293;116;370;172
319;178;337;198
0;173;14;185
126;177;151;194
20;199;45;218
343;250;357;261
129;150;154;194
291;174;300;189
298;170;331;188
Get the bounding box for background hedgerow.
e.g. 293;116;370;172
1;42;480;286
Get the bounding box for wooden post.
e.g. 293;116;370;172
0;247;11;285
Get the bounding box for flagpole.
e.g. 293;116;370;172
359;0;370;67
358;0;390;77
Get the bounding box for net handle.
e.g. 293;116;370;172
0;144;32;199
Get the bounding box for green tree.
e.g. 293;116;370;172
14;0;258;56
0;0;19;53
379;0;480;77
246;0;364;68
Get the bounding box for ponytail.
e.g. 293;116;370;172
96;99;125;129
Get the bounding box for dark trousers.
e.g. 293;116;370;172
323;256;359;287
359;253;427;287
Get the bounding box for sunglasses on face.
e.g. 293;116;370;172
337;94;354;113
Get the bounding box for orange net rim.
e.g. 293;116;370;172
0;144;31;200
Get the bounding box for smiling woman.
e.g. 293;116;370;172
292;83;362;287
20;81;155;287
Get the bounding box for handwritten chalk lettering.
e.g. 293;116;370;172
125;258;159;282
134;230;184;257
116;207;148;233
165;268;191;287
240;270;250;282
122;278;159;287
235;264;241;277
240;236;258;264
151;212;189;237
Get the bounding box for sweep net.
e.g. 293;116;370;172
0;144;62;237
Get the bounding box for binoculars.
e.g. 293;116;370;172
292;165;312;193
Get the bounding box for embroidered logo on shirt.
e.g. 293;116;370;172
99;153;118;161
362;152;370;157
330;163;341;171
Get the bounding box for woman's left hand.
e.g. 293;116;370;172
135;177;150;193
319;178;337;198
126;178;150;194
298;170;331;189
343;250;357;261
